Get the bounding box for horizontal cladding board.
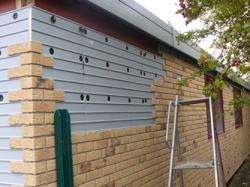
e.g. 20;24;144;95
71;119;153;132
0;103;21;115
0;172;23;185
0;127;21;137
45;65;157;86
44;69;152;91
31;8;164;64
0;19;29;38
44;46;164;76
31;25;163;70
0;161;9;172
64;92;151;104
55;81;152;98
70;112;153;124
0;56;20;70
33;31;163;71
0;150;22;161
0;31;29;48
31;7;166;132
0;71;8;82
0;139;10;149
56;103;153;113
0;8;29;186
53;58;163;81
0;184;10;187
0;80;21;92
0;8;29;26
0;116;8;127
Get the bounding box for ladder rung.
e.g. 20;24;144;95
174;160;214;170
179;97;209;105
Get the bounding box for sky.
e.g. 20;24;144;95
134;0;217;56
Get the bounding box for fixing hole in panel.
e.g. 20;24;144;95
79;26;87;34
13;13;18;20
79;55;83;62
49;48;54;55
0;95;3;102
85;57;89;63
50;15;56;24
107;96;111;102
86;95;90;101
80;94;84;101
128;97;131;103
106;62;110;68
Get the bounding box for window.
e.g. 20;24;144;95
233;87;243;128
205;75;225;137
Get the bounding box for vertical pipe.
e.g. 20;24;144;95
209;97;219;187
166;101;173;145
167;96;179;187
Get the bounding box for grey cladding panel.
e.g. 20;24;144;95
31;7;165;132
0;8;28;186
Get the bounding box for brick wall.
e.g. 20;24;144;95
7;42;64;186
69;51;250;187
7;42;250;187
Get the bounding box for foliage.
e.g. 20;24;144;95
176;0;250;109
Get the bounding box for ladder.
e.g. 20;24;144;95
166;95;225;187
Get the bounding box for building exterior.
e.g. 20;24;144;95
0;0;249;186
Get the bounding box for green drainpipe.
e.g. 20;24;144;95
54;109;74;187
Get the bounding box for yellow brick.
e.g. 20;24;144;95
86;150;102;161
8;65;43;78
74;174;86;185
73;153;86;165
21;125;54;137
9;113;45;125
24;171;56;186
8;42;42;56
8;89;44;101
21;101;55;113
45;113;54;124
72;133;87;144
46;136;55;147
10;161;47;174
20;52;54;67
21;77;54;89
95;175;110;186
10;137;45;149
86;168;103;181
23;148;55;161
79;180;95;187
47;159;56;171
43;90;65;101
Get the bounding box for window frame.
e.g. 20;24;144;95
233;87;243;129
204;75;225;138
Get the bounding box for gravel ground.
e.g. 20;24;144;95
228;158;250;187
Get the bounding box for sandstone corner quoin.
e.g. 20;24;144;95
0;0;249;186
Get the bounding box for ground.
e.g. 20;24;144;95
228;158;250;187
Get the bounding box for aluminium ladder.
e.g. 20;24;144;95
166;95;225;187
